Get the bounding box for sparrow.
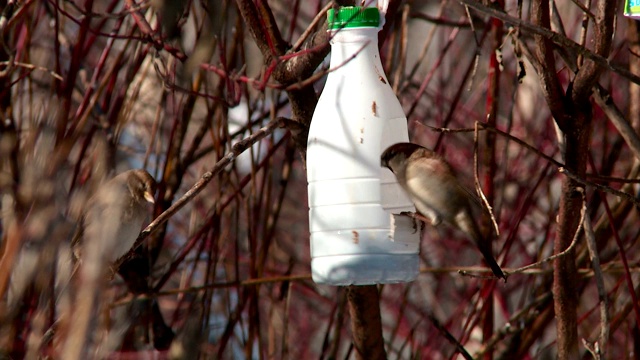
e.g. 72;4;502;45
381;142;505;280
63;169;156;360
76;169;156;265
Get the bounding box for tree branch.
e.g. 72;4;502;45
457;0;640;86
571;0;617;103
347;286;386;360
113;117;285;271
530;0;567;128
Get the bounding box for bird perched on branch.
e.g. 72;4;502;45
75;169;156;265
63;169;157;359
381;142;505;280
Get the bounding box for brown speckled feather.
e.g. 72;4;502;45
381;142;505;280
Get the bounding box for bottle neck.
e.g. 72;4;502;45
328;27;381;69
329;27;379;44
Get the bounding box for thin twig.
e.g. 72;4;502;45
473;122;500;237
508;189;586;276
474;293;552;357
425;310;473;360
425;122;640;206
569;0;596;19
113;262;640;308
583;214;609;359
587;174;640;184
0;60;63;80
420;122;563;167
291;1;333;52
112;117;286;271
457;0;640;85
409;11;471;28
593;84;640;163
559;167;640;207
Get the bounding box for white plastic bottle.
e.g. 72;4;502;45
306;6;419;285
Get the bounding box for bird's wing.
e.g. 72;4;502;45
457;182;482;207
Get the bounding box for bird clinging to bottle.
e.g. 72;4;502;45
381;142;505;280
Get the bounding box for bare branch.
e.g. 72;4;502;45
530;0;567;127
458;0;640;86
113;117;285;271
571;0;617;103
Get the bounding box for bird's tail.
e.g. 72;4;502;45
477;240;506;281
455;210;506;280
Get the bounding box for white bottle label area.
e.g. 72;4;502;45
307;115;420;284
307;114;420;255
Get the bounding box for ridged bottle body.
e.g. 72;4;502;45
307;26;419;285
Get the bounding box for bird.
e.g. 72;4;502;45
76;169;157;265
7;170;157;309
63;169;157;360
381;142;506;280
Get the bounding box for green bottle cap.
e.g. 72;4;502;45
327;6;380;29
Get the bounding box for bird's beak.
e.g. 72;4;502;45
381;159;392;171
144;191;155;204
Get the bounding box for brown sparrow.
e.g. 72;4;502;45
79;169;156;265
381;143;505;280
62;169;156;359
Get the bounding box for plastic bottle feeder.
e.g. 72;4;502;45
306;6;420;285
